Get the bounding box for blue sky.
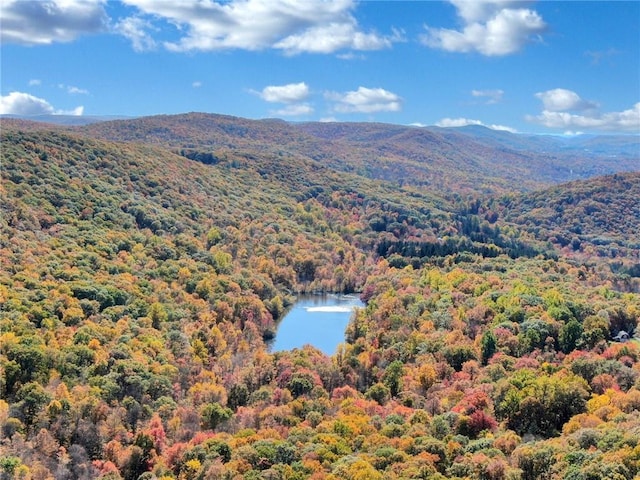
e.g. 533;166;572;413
1;0;639;134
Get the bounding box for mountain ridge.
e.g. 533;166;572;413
5;113;637;188
63;112;639;196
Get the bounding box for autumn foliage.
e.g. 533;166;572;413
1;116;639;479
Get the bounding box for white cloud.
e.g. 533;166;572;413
28;79;42;86
435;117;517;133
114;15;157;52
0;0;108;45
120;0;398;54
63;106;85;116
527;103;640;133
472;89;504;104
259;82;310;103
0;92;54;115
421;1;546;56
450;1;527;23
192;81;203;88
274;22;400;55
59;84;89;95
256;83;312;117
534;88;598;112
327;86;402;113
492;124;518;133
527;89;639;133
436;117;483;128
272;104;314;117
0;91;83;116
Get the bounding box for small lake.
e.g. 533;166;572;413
270;294;364;355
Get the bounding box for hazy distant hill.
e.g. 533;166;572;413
444;124;640;159
299;121;639;188
1;113;134;126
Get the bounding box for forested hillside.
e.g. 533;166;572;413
78;113;639;195
1;116;639;480
499;173;640;262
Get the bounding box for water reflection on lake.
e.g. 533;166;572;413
270;294;363;355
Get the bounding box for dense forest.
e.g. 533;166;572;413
1;114;639;480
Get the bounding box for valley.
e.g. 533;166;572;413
1;113;639;480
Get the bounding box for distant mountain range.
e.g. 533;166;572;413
1;113;134;126
47;112;635;195
6;111;637;148
440;124;640;158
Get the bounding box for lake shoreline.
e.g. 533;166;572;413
268;293;364;355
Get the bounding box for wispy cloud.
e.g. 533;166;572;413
421;0;546;56
60;84;90;95
272;104;314;117
472;89;504;104
584;48;619;66
114;15;157;52
28;79;42;86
